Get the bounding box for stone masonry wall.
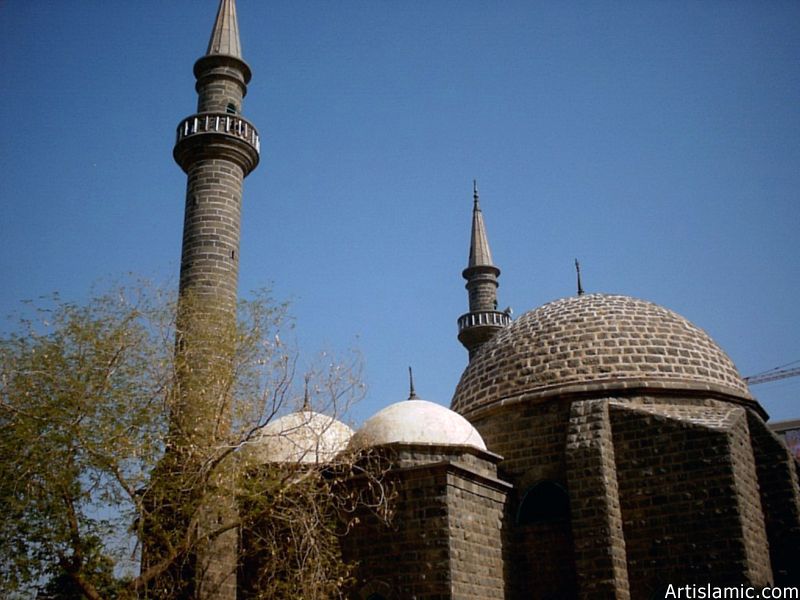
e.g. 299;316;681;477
392;445;500;479
466;392;788;599
343;447;508;599
467;276;497;312
610;401;772;598
469;397;578;598
447;470;508;599
566;399;630;600
470;398;571;488
180;158;244;312
344;464;454;599
197;71;246;114
747;412;800;585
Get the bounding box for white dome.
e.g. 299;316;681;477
248;410;353;464
350;399;486;451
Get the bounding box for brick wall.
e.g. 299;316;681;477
343;445;508;599
196;67;246;113
465;391;792;599
467;273;498;312
610;400;772;597
747;413;800;585
448;472;508;598
180;158;244;313
470;397;579;598
566;399;630;600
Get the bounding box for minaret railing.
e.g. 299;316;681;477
458;310;512;332
176;112;260;154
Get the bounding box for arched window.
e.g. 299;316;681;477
226;102;238;114
517;480;570;525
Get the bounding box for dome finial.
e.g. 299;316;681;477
575;259;585;296
302;374;311;411
408;366;419;400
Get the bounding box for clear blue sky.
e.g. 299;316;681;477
1;1;798;425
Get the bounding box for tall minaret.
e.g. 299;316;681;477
174;0;259;317
149;2;259;598
170;0;259;443
457;181;510;359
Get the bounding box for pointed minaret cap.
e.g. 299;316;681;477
468;180;494;268
194;0;251;84
464;180;500;278
206;0;243;58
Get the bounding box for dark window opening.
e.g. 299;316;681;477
226;103;237;114
517;481;569;525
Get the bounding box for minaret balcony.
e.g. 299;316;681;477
174;112;260;175
458;310;512;333
176;113;260;152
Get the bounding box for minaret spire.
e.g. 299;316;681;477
468;180;495;269
190;0;253;110
457;181;510;360
206;0;243;59
575;259;585;296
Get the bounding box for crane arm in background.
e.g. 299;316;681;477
744;361;800;386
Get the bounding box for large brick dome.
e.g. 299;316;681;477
451;293;751;417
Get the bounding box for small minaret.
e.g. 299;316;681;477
457;181;510;359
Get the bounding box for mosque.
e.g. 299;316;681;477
168;2;800;598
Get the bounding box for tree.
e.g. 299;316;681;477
0;282;388;599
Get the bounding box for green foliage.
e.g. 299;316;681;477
0;282;382;599
0;284;171;598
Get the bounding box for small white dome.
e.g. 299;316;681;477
248;410;353;464
350;399;486;451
